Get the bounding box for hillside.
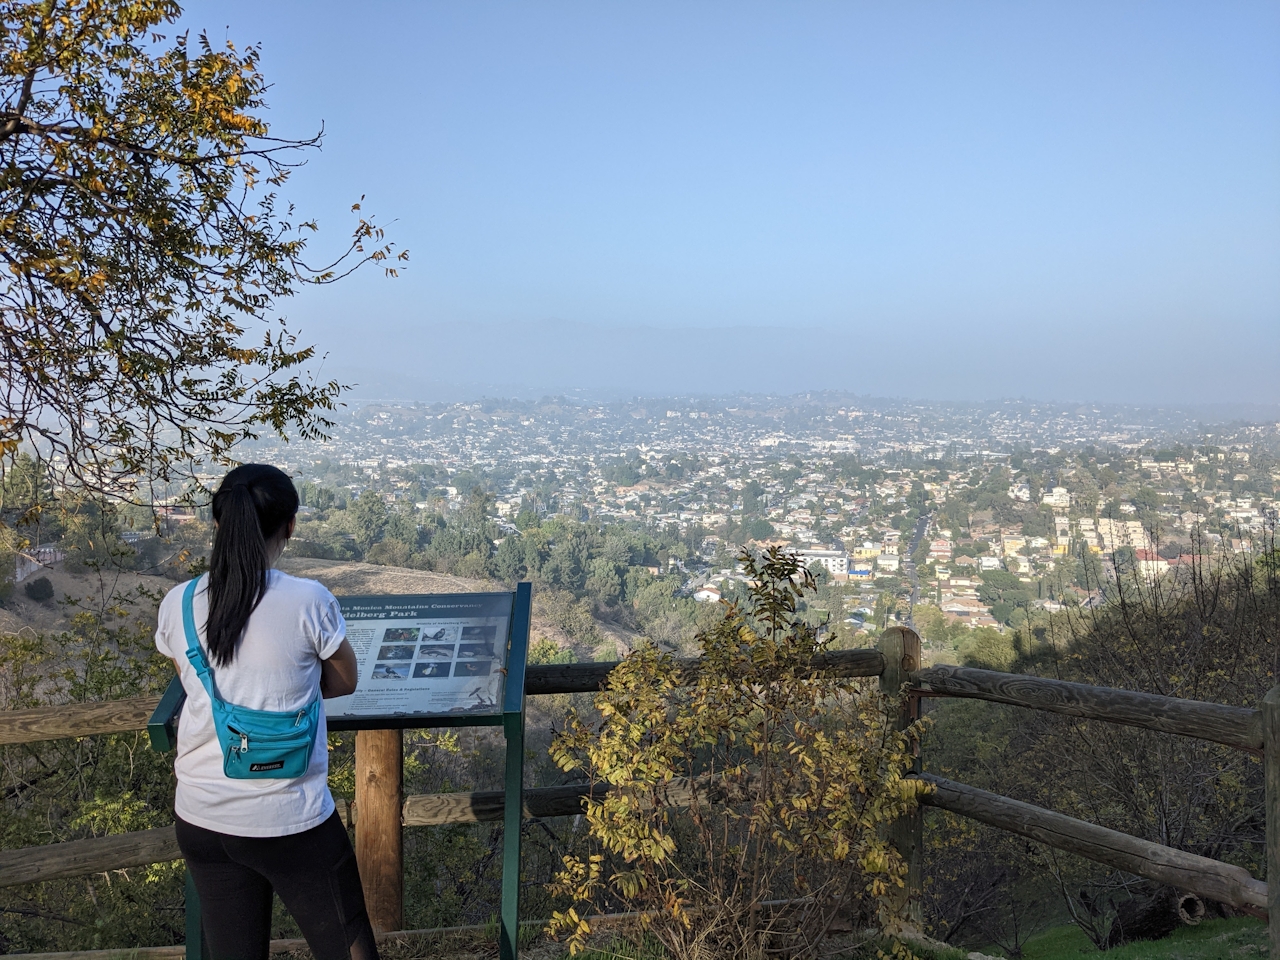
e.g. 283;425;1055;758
0;563;161;636
283;557;642;659
0;557;636;663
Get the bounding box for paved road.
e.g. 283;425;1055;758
902;512;932;626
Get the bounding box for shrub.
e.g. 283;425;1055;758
548;547;929;960
23;576;53;603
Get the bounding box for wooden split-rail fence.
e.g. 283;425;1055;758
0;627;1276;956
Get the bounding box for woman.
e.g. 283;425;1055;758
155;464;379;960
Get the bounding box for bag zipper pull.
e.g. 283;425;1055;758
295;710;304;727
240;732;249;753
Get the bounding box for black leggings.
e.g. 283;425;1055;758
176;811;379;960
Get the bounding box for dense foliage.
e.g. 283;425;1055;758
0;590;179;951
547;549;928;960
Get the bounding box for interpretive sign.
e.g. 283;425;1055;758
326;592;516;726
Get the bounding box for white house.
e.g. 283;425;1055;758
796;549;849;578
1041;487;1071;509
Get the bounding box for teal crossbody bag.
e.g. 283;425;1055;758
181;577;321;780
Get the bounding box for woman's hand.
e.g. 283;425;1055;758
320;639;359;698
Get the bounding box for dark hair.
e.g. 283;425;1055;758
207;464;299;666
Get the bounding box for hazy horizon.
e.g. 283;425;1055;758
179;1;1280;405
315;318;1280;410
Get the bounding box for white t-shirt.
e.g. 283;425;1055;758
155;571;346;837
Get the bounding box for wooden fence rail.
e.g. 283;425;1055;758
0;698;163;746
0;781;646;887
8;769;1269;920
0;827;181;887
0;633;1274;951
912;665;1263;753
0;649;887;745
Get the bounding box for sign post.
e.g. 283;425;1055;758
500;583;532;960
354;727;404;932
151;582;534;960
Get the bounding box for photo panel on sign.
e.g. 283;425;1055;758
327;592;515;723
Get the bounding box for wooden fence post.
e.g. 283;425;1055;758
879;626;923;930
1263;686;1280;955
355;729;403;934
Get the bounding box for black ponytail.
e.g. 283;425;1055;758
206;464;299;666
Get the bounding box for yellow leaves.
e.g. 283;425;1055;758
547;906;593;956
545;550;928;958
859;846;890;875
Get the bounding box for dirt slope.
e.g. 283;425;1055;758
276;558;490;598
0;564;162;636
1;559;603;661
277;559;585;656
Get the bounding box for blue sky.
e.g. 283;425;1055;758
179;1;1280;403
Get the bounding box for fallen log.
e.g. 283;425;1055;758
1107;884;1205;948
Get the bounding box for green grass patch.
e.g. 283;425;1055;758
982;916;1265;960
570;937;668;960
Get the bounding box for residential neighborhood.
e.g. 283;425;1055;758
234;393;1280;659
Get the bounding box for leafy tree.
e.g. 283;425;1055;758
298;482;336;512
348;489;387;552
527;637;575;665
0;0;404;494
977;571;1034;626
601;456;643;487
740;479;764;514
957;627;1016;671
493;536;526;583
514;506;542;531
1131;486;1162;515
364;538;410;567
584;557;622;606
1021;506;1054;539
421;489;495;571
600;533;635;566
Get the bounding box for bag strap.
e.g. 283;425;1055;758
181;576;223;709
